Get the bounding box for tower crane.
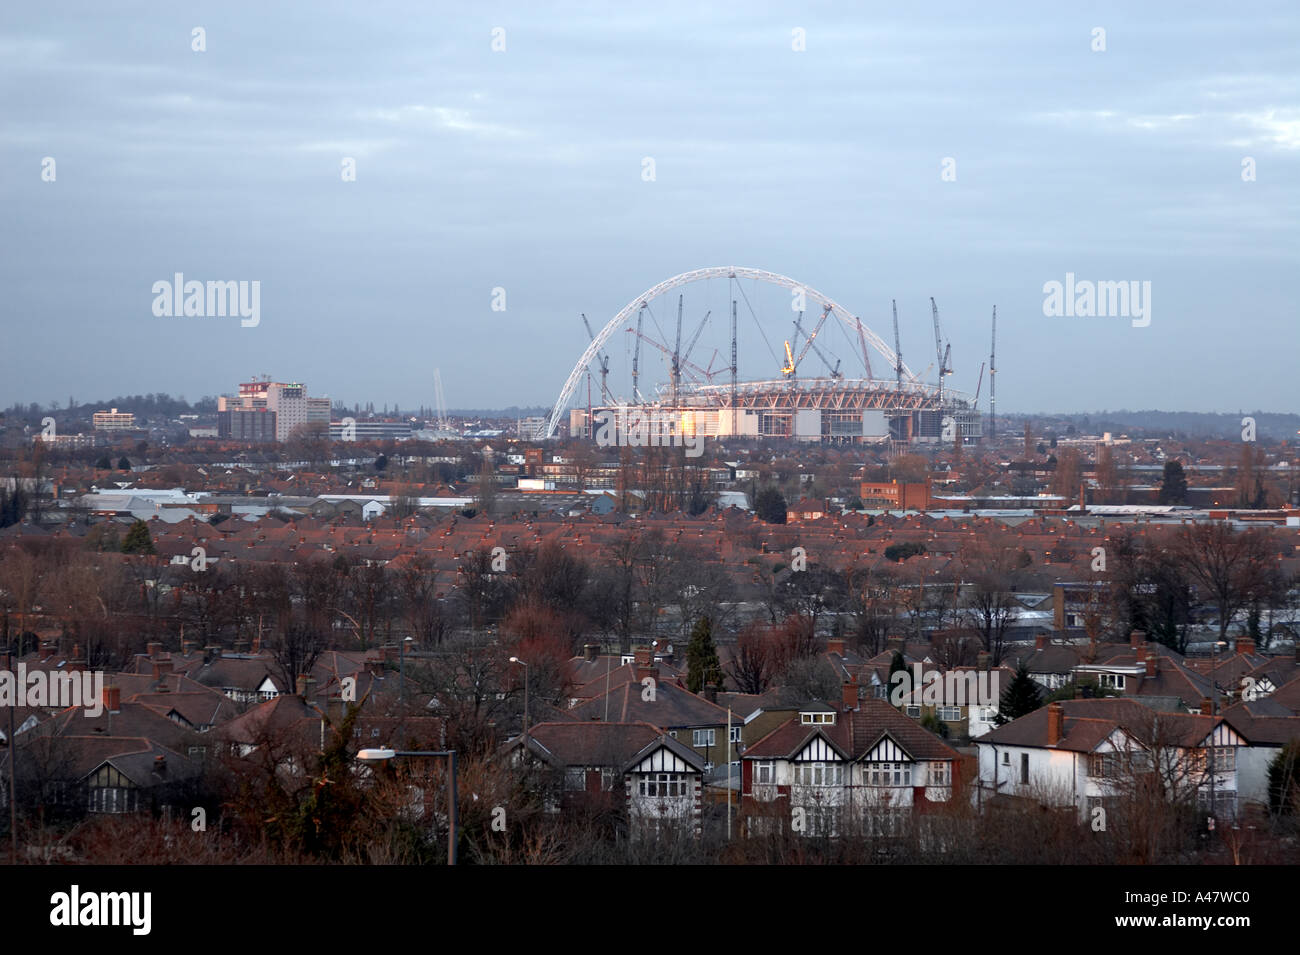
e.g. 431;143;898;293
631;304;645;402
931;297;953;401
581;314;612;404
892;300;903;389
989;305;997;439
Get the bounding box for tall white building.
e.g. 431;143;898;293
218;378;330;443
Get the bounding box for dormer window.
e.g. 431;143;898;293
800;712;835;725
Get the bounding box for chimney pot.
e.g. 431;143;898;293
583;643;598;663
1145;652;1156;678
147;641;162;659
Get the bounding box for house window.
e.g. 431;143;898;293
938;706;962;722
755;762;774;785
1020;753;1030;785
1098;673;1125;690
796;762;843;786
905;705;921;719
693;729;716;747
729;726;742;743
979;707;997;723
1090;753;1122;778
371;728;381;738
929;762;951;787
1002;752;1010;766
800;712;835;724
872;684;889;699
867;762;911;786
564;768;586;791
638;773;687;798
188;746;206;758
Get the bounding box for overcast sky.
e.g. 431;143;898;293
1;2;1296;416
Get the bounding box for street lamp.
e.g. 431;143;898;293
509;656;529;744
1208;638;1228;831
399;636;414;703
357;748;459;865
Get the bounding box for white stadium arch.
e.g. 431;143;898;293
543;267;914;438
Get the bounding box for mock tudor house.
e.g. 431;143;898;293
503;721;707;837
975;698;1245;822
741;682;961;837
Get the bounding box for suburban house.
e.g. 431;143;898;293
502;721;707;836
975;698;1245;822
741;683;961;837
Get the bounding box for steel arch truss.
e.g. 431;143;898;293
544;267;913;437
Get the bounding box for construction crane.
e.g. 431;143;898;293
631;304;645;402
626;327;722;385
780;304;835;378
784;312;842;379
581;314;612;404
972;361;986;403
681;309;711;367
989;305;997;439
931;297;953;401
892;300;903;389
852;315;873;380
433;368;449;433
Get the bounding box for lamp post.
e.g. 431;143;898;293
357;748;458;865
1208;638;1227;832
399;636;414;703
509;656;529;745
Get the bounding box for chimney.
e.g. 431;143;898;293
296;674;316;700
181;639;197;656
39;642;54;662
1146;652;1156;678
841;680;859;712
1046;702;1064;745
151;659;172;681
1035;633;1046;651
1199;697;1213;716
886;635;904;652
827;638;845;656
103;685;121;714
583;644;598;663
976;651;990;671
635;662;658;685
380;645;399;664
1237;637;1255;657
1130;630;1146;650
1135;644;1146;666
703;684;718;703
633;646;652;668
147;641;162;659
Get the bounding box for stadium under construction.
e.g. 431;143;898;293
546;267;990;445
